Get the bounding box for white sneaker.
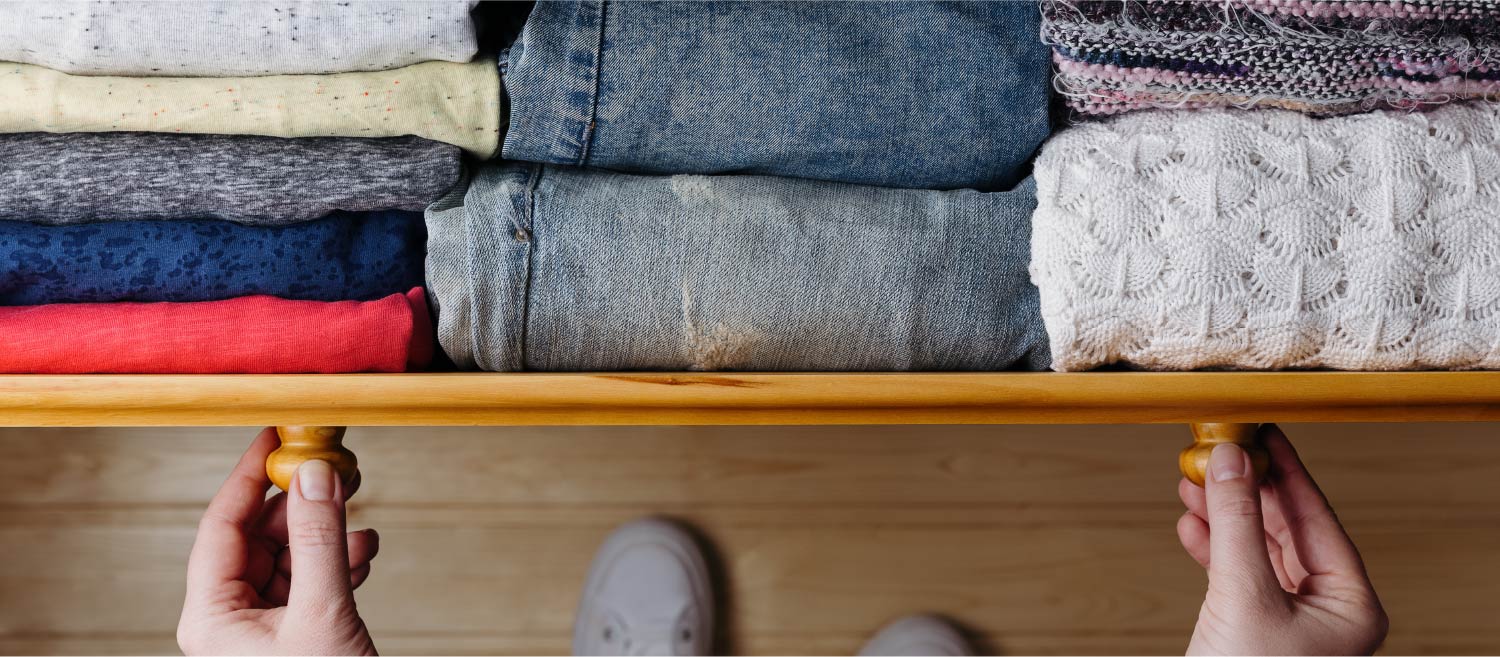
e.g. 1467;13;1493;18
857;615;974;656
573;518;715;656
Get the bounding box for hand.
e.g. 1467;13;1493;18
178;428;379;655
1177;424;1388;655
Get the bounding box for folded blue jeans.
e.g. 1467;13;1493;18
501;1;1051;191
0;212;425;305
425;164;1049;372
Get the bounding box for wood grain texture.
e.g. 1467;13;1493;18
1;423;1497;655
4;372;1500;426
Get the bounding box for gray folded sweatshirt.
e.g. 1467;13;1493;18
0;133;462;225
0;1;478;76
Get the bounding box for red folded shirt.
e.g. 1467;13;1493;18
0;288;433;373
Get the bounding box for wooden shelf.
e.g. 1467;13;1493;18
2;371;1499;426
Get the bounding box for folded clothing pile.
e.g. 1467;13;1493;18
29;1;1486;376
425;1;1057;371
0;1;495;373
1034;0;1500;371
426;166;1050;372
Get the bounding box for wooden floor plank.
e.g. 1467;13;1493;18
4;423;1498;510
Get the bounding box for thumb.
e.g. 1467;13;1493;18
285;459;357;620
1202;443;1280;600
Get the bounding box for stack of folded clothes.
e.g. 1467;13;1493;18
14;1;1488;376
426;1;1057;371
0;1;502;373
1033;0;1500;371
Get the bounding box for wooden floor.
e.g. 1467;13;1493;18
0;423;1496;655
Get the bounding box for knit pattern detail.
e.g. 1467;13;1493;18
1031;103;1500;371
1043;0;1500;116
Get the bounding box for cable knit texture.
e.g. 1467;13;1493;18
1031;104;1500;371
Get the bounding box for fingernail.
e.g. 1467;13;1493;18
1210;443;1247;482
298;459;335;501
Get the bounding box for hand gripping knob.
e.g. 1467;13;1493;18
266;426;361;497
1180;423;1269;487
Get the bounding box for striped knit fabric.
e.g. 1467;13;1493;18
1044;0;1500;116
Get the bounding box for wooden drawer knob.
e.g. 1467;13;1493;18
1180;422;1269;487
266;426;360;497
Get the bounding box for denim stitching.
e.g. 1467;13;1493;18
514;164;542;370
574;0;607;166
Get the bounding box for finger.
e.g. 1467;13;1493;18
185;428;279;598
1202;442;1282;599
265;563;375;602
284;459;358;621
348;528;380;569
276;529;380;580
1181;511;1296;590
1176;512;1211;568
256;491;289;545
262;569;290;607
1179;477;1208;520
1264;530;1296;592
1262;424;1372;580
1260;485;1311;586
258;486;354;548
350;564;373;590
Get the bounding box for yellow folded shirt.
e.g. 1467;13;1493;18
0;57;500;158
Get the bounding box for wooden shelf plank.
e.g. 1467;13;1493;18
2;372;1499;426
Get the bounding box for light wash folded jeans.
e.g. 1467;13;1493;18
500;1;1051;191
426;165;1049;372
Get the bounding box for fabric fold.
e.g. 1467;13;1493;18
1;211;426;305
0;133;461;224
502;1;1051;190
0;288;432;374
1031;104;1500;371
426;164;1051;372
0;58;502;157
0;1;478;77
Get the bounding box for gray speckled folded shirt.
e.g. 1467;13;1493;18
0;1;478;76
0;133;462;224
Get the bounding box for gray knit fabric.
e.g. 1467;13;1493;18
0;1;478;76
0;133;462;225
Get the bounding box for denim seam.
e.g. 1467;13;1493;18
459;176;487;371
514;164;542;370
496;49;511;142
573;0;607;166
498;2;603;165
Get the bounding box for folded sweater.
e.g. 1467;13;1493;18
0;1;478;77
0;133;461;224
427;164;1050;372
1044;0;1500;116
0;288;433;374
1;211;425;305
1031;103;1500;371
0;59;501;157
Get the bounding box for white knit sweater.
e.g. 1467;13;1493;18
1031;105;1500;371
